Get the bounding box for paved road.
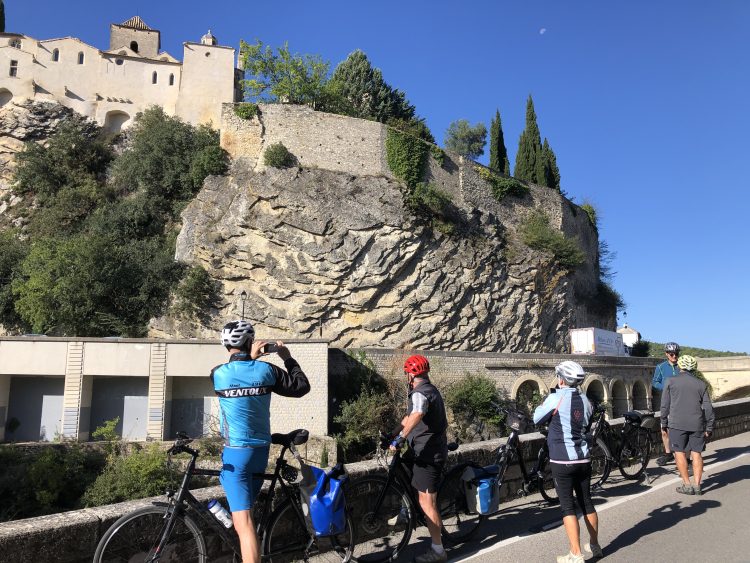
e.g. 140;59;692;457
398;431;750;563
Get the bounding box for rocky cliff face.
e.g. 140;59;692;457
153;159;610;352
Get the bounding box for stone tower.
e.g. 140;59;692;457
109;16;161;58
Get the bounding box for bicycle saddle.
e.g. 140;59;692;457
623;411;643;425
272;428;309;447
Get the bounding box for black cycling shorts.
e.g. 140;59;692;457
669;428;705;454
551;461;595;518
411;458;443;493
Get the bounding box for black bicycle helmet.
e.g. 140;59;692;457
664;342;680;354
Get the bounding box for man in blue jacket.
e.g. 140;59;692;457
211;320;310;563
652;342;681;465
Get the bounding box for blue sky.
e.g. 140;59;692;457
8;1;749;353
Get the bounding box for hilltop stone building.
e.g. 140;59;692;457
0;16;241;132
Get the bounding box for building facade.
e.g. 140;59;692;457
0;16;241;132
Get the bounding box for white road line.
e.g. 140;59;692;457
455;452;749;562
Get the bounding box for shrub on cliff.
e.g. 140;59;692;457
13;118;112;202
520;210;585;269
110;106;228;200
263;142;297;168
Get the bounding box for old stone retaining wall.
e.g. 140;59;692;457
3;398;747;563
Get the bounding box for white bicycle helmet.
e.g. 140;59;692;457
221;320;255;349
555;360;586;386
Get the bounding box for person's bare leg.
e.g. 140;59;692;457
562;514;582;555
418;491;443;546
232;510;260;563
674;451;690;484
582;511;599;545
691;452;704;486
662;431;671;455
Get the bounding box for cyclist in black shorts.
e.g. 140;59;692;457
390;354;448;563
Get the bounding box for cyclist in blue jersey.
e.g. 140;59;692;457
211;320;310;563
653;342;681;465
534;361;601;563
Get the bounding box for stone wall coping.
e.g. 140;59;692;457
0;336;330;345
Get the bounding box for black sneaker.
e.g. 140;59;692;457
656;453;674;466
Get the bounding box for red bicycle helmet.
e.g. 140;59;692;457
404;354;430;377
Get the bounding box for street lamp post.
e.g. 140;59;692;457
240;290;247;320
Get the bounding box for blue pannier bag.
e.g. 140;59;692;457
299;462;348;537
461;465;501;515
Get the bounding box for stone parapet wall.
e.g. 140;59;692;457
221;103;388;176
2;398;747;563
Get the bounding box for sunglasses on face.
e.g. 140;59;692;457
666;352;678;356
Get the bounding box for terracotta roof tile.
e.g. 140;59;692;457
120;16;152;31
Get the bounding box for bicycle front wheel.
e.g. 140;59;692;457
262;497;354;563
618;428;652;480
537;453;560;505
348;475;414;563
93;504;207;563
437;462;486;545
590;437;612;489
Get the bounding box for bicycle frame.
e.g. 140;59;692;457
370;446;422;522
151;439;306;562
493;421;550;495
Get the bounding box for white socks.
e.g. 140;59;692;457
432;543;445;555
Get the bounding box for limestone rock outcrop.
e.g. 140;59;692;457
154;159;609;352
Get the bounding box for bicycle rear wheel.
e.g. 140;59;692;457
590;437;612;489
348;475;414;563
262;497;354;562
537;453;560;505
618;428;652;480
93;504;207;563
437;462;485;545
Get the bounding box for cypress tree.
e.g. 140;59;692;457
514;95;542;183
1;1;5;34
545;138;561;190
489;109;510;175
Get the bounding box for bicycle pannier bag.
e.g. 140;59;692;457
299;462;348;536
462;465;500;515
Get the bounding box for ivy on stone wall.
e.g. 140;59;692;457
520;210;585;269
430;145;446;168
234;102;260;120
475;166;528;202
385;127;428;189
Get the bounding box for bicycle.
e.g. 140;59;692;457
588;403;658;485
93;429;354;563
347;432;462;562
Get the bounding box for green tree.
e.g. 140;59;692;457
13;234;182;336
444;119;487;160
489;109;510;175
110;107;227;201
514;96;542;183
13;118;112;202
324;50;416;123
239;40;329;106
0;231;29;331
0;1;5;34
536;138;561;190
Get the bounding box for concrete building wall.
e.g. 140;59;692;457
6;376;65;441
0;337;329;442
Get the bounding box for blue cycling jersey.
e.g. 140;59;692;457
210;352;310;447
533;387;593;462
652;360;679;391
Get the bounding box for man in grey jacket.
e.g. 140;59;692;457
660;355;714;495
